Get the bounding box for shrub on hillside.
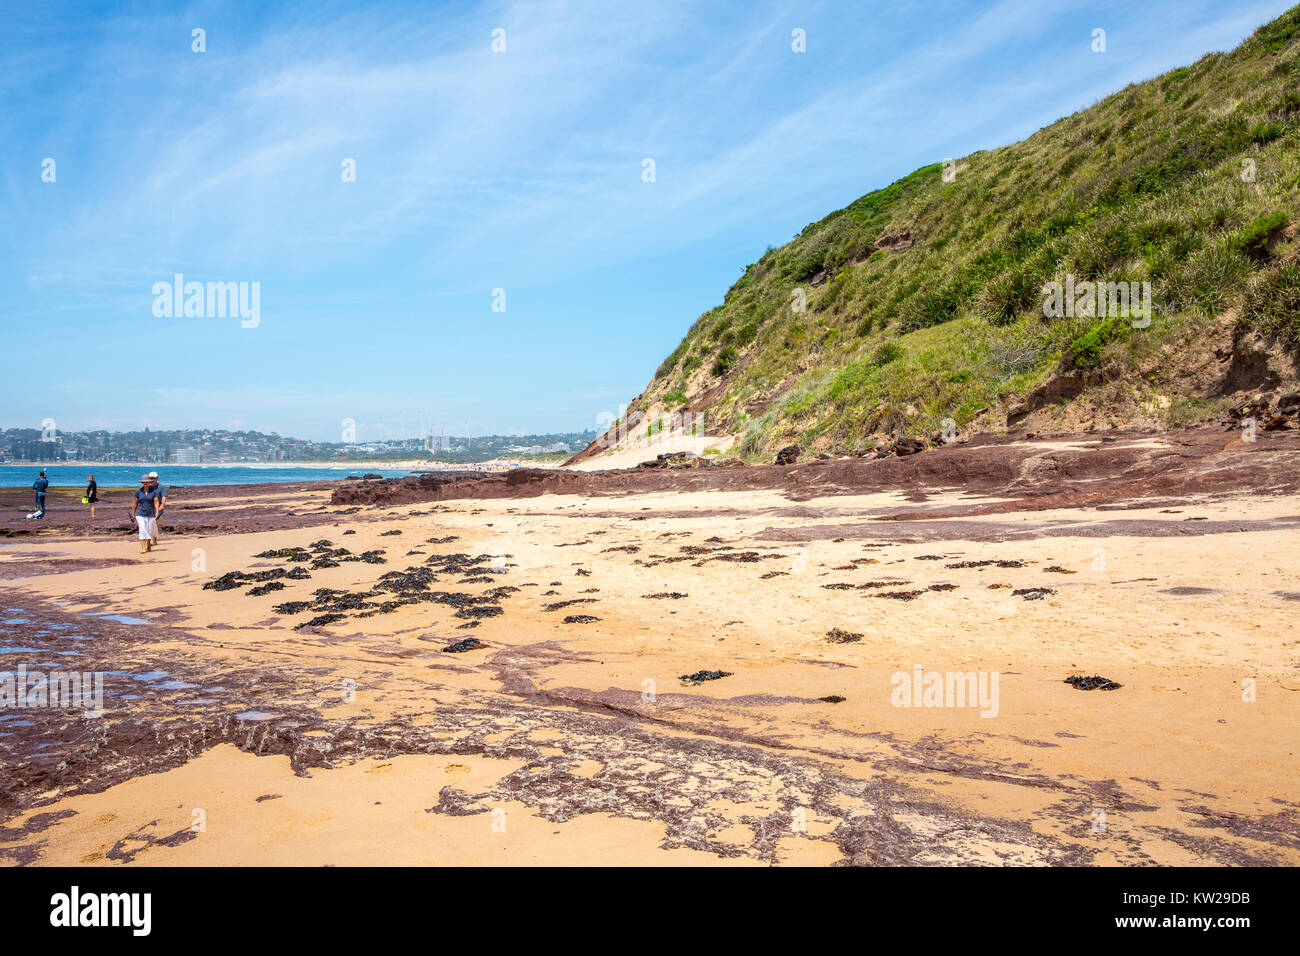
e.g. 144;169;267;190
900;283;964;331
872;342;904;366
1065;318;1128;370
1232;211;1289;261
976;264;1043;323
1176;242;1254;314
712;345;740;376
1241;262;1300;348
1250;121;1285;144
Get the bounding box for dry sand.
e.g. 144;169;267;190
1;430;1297;866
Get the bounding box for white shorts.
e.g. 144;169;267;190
136;515;158;540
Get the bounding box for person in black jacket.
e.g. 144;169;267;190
33;471;49;518
85;475;98;518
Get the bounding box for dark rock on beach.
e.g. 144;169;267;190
775;445;800;466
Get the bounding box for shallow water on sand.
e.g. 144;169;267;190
0;602;237;761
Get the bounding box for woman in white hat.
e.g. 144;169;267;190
130;474;161;553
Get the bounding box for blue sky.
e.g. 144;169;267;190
2;0;1292;442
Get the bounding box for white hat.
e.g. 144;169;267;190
148;471;159;478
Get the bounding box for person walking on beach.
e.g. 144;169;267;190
85;475;98;518
131;474;161;553
148;471;165;544
32;470;49;519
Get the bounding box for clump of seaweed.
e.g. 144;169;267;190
1065;675;1121;691
679;669;732;685
442;637;485;653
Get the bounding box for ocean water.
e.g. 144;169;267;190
0;464;422;488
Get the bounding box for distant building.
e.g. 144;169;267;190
174;447;201;464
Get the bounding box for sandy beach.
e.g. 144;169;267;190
1;428;1298;866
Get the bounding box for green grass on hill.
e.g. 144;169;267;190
633;7;1300;460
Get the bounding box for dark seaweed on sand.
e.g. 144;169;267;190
454;605;503;620
253;547;314;562
543;598;598;611
297;612;347;629
204;566;310;591
1065;675;1122;691
442;637;485;653
679;669;732;685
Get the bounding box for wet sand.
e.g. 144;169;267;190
1;429;1298;866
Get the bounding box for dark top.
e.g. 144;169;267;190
86;480;98;501
134;486;161;517
33;477;48;494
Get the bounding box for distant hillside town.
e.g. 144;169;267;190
0;426;598;465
